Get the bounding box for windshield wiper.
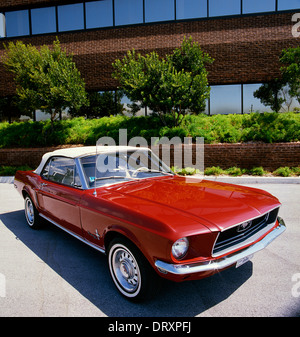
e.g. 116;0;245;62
147;170;173;175
134;168;174;176
95;176;131;181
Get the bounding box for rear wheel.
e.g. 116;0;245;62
108;237;161;301
24;195;41;229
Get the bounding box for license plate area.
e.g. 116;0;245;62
236;254;253;268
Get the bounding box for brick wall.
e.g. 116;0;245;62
0;11;299;96
0;0;77;11
1;143;299;171
202;142;300;170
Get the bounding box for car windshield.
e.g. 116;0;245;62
80;149;174;188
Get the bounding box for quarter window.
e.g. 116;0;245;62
43;157;81;187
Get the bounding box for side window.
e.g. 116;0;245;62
42;157;82;187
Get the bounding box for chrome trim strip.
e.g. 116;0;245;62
155;217;286;276
75;158;89;190
39;213;106;254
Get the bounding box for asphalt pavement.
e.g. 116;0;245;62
0;179;299;317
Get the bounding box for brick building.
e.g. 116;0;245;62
0;0;300;115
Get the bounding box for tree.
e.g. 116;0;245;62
253;79;285;113
2;38;88;124
0;96;23;123
112;37;213;126
254;47;300;113
280;47;300;104
69;91;124;118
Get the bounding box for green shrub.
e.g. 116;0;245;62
224;167;244;176
273;167;293;177
1;112;300;148
0;165;32;176
291;167;300;176
249;166;267;176
204;166;225;175
172;166;200;175
241;112;300;143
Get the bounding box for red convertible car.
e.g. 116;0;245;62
14;146;286;301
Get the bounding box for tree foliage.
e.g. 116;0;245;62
2;38;88;123
69;91;124;118
253;79;285;113
112;37;213;126
280;46;300;104
254;46;300;112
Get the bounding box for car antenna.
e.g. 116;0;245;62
93;142;98;196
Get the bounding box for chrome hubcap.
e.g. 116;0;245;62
25;198;34;225
111;246;140;293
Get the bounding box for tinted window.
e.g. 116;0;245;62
115;0;143;26
58;3;84;32
209;0;241;17
242;0;275;14
176;0;207;20
278;0;300;10
145;0;175;23
210;84;241;114
86;0;113;29
45;157;81;187
5;10;30;37
31;7;56;35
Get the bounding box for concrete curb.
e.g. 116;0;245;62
0;175;299;185
0;176;14;184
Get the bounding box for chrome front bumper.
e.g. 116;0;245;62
155;217;286;276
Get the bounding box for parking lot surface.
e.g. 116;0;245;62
0;182;299;317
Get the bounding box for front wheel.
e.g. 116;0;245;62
108;238;160;301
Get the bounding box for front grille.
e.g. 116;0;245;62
213;207;279;256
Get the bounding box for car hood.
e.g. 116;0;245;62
108;176;281;232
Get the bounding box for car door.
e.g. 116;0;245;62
37;156;84;237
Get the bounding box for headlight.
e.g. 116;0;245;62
172;237;189;260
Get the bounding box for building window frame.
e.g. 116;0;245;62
2;0;300;39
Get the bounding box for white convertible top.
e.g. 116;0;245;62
34;145;145;175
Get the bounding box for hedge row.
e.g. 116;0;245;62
0;112;300;148
1;165;299;177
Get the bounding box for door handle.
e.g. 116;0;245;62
41;183;48;187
